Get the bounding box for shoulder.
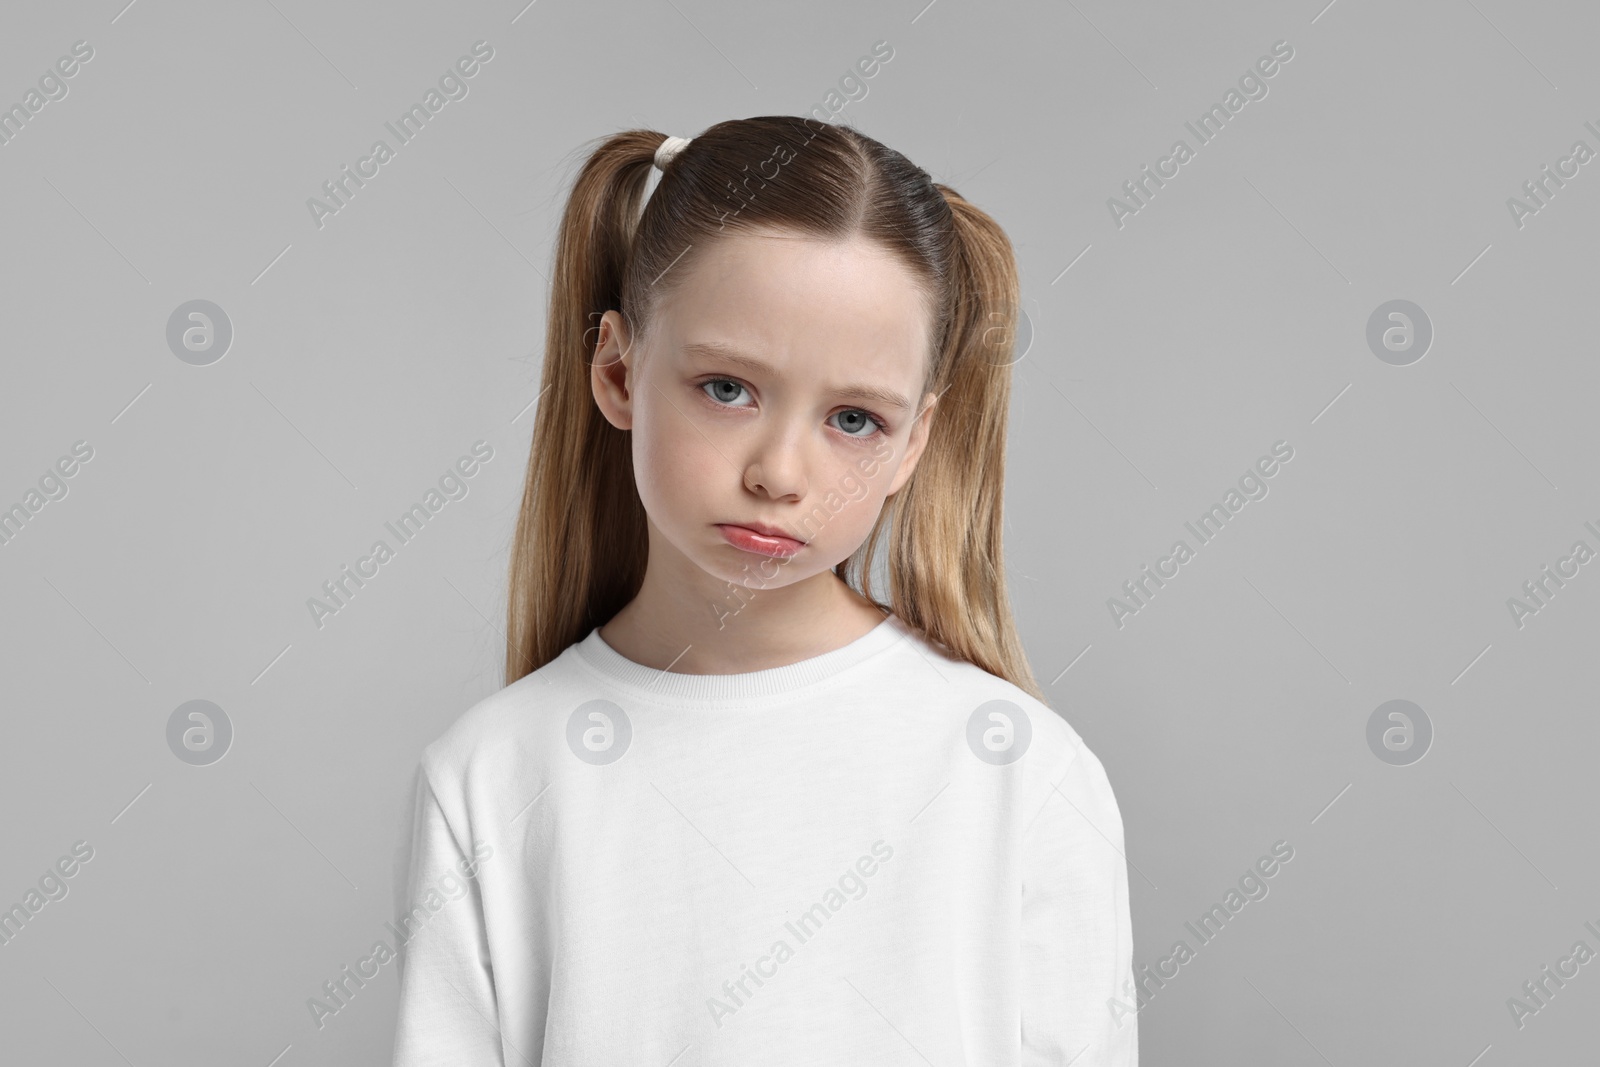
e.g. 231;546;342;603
891;621;1095;779
893;627;1125;838
417;644;586;796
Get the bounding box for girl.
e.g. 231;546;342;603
391;116;1136;1066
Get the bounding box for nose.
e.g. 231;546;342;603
743;423;808;501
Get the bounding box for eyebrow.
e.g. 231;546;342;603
682;340;915;414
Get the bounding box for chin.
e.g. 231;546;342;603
708;543;812;587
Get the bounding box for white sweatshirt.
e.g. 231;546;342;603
390;613;1137;1066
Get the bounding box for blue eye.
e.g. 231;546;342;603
702;379;751;406
830;410;885;437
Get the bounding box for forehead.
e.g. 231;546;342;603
652;228;935;388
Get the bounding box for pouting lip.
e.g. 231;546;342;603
721;521;806;545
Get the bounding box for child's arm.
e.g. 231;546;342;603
1020;743;1138;1065
390;761;507;1067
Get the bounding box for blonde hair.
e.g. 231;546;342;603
506;116;1045;703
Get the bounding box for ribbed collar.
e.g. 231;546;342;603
568;612;912;706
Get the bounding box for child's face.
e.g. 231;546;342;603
591;227;939;598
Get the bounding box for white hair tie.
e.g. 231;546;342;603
654;135;691;170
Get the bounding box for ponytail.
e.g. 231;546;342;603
505;131;664;682
841;184;1045;703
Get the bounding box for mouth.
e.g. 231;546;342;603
716;523;805;558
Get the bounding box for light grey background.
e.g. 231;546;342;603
2;0;1596;1063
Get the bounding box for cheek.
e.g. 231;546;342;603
631;395;716;515
810;453;900;546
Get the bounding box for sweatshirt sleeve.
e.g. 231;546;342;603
1019;742;1138;1066
391;760;507;1067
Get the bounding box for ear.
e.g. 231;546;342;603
886;390;940;495
589;309;637;431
